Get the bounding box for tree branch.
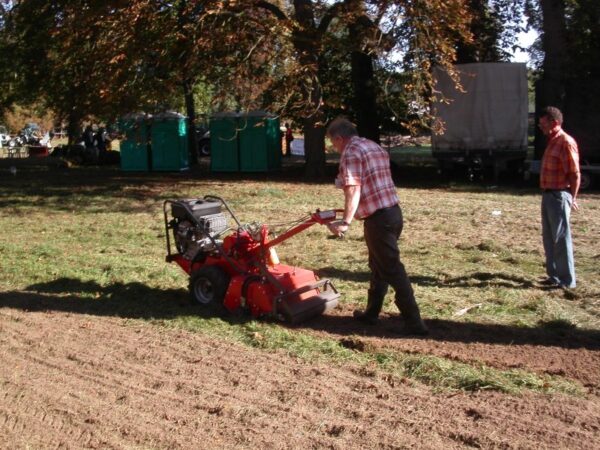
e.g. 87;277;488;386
252;1;288;21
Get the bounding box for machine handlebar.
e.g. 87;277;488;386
262;209;344;250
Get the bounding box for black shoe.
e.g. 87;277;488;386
539;277;558;286
393;319;429;336
353;310;378;325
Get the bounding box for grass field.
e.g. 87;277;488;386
1;163;599;397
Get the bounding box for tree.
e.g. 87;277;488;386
248;0;470;177
0;1;172;141
1;1;284;145
1;0;472;176
455;0;504;63
523;0;600;157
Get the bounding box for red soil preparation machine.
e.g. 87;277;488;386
164;195;341;323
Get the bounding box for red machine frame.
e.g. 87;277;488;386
164;195;342;323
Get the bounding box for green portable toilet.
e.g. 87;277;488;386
120;114;151;171
238;112;281;172
210;112;241;172
210;111;281;172
151;112;189;171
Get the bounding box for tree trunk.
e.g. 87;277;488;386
350;50;379;143
293;0;326;178
348;4;380;144
67;110;82;145
303;115;326;177
535;0;568;158
183;79;198;165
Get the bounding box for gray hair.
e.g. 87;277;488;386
326;117;358;139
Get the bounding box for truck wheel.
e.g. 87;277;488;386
580;172;593;190
197;139;210;159
189;266;230;306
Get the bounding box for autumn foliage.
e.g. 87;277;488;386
0;0;472;172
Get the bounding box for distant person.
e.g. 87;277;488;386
82;125;98;161
326;117;427;335
95;127;109;161
82;125;94;148
284;123;293;156
538;106;580;289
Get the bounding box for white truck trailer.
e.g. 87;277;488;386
432;63;529;179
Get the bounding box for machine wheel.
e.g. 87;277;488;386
189;265;230;306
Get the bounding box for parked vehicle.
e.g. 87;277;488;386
196;126;210;159
21;123;42;143
8;123;44;147
432;63;529;179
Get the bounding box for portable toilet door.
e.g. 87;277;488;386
265;116;282;170
151;112;189;171
210;113;240;172
120;114;151;171
239;112;281;172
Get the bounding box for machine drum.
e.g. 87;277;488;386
280;290;340;324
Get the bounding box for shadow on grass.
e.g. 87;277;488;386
318;267;537;289
299;313;600;351
421;272;537;289
1;277;599;351
0;157;548;212
0;278;217;321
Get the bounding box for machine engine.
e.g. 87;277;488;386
169;199;228;260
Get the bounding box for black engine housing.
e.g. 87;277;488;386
169;199;228;260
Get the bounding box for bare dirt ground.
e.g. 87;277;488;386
1;307;599;449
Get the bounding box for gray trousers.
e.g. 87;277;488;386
541;190;576;288
362;205;421;320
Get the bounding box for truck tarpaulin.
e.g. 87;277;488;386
432;63;528;157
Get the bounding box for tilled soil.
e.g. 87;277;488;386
303;304;600;389
1;308;599;449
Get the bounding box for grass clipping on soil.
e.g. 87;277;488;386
166;317;584;396
0;167;598;396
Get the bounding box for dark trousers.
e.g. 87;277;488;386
363;205;421;320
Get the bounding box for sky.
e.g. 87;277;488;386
510;29;538;64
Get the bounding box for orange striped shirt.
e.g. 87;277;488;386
540;128;579;190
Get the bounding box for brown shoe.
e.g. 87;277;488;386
353;310;378;325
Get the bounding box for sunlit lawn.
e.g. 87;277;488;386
0;164;598;394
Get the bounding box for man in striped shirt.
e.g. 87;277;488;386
539;106;580;289
326;117;427;335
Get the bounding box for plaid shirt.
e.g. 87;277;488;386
540;128;580;190
336;136;398;219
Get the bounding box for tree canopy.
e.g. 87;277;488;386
3;1;596;174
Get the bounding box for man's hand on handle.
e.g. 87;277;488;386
328;220;349;238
